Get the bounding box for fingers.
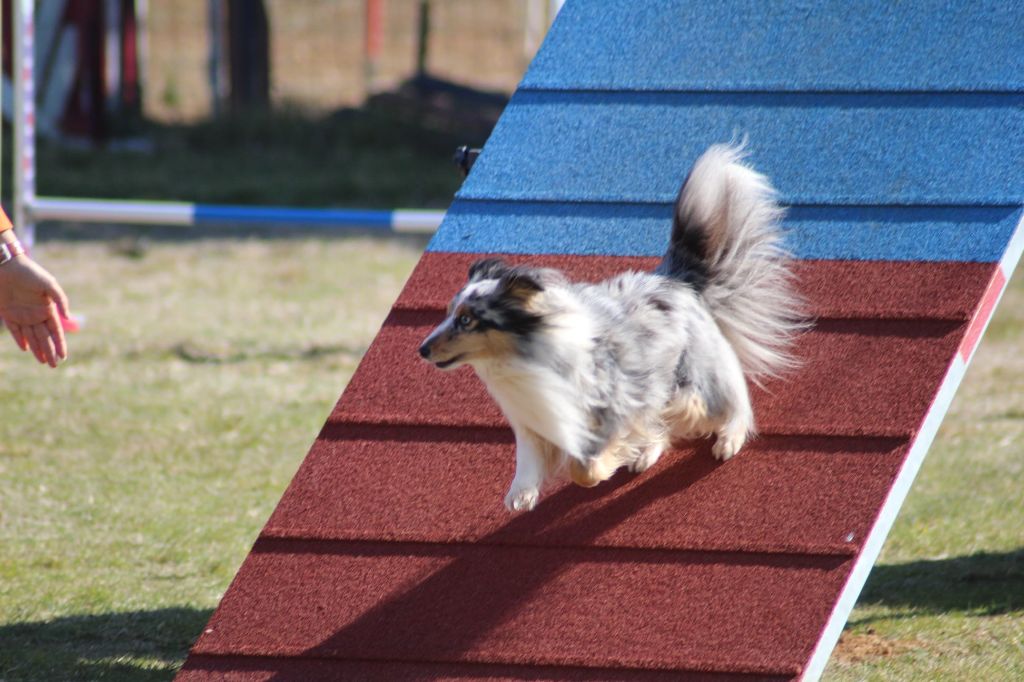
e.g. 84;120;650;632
44;277;71;320
42;275;70;362
16;320;57;367
44;306;68;361
30;322;58;368
23;322;46;365
5;318;65;366
6;321;28;351
21;324;44;364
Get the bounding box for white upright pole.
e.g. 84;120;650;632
13;0;37;250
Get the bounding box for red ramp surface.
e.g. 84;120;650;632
178;253;1018;680
179;2;1024;680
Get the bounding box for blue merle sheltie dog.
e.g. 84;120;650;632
419;145;805;511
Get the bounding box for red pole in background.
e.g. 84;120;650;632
62;0;107;141
120;0;139;111
364;0;383;95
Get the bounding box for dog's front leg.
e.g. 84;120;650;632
504;427;545;512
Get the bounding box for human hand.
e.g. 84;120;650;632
0;254;71;367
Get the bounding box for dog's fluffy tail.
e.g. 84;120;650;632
657;143;806;385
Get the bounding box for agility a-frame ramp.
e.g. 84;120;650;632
178;2;1024;680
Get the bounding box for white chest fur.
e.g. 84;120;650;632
474;359;588;456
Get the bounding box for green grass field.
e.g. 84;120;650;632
0;237;424;680
0;236;1020;681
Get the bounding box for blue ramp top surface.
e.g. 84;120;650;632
432;2;1024;263
523;0;1024;92
430;202;1022;263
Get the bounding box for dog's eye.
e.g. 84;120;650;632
454;311;477;327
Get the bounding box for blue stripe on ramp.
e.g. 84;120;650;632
459;91;1024;206
428;201;1020;263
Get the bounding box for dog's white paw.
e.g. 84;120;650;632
712;432;745;460
630;443;664;473
504;484;539;512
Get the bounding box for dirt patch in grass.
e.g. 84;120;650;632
834;629;921;663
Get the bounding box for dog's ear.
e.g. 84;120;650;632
497;267;545;301
468;258;511;283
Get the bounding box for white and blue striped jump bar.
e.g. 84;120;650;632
29;197;444;234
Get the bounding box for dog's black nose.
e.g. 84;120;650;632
418;344;431;359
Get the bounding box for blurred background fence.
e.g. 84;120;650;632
4;0;560;134
1;0;562;239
